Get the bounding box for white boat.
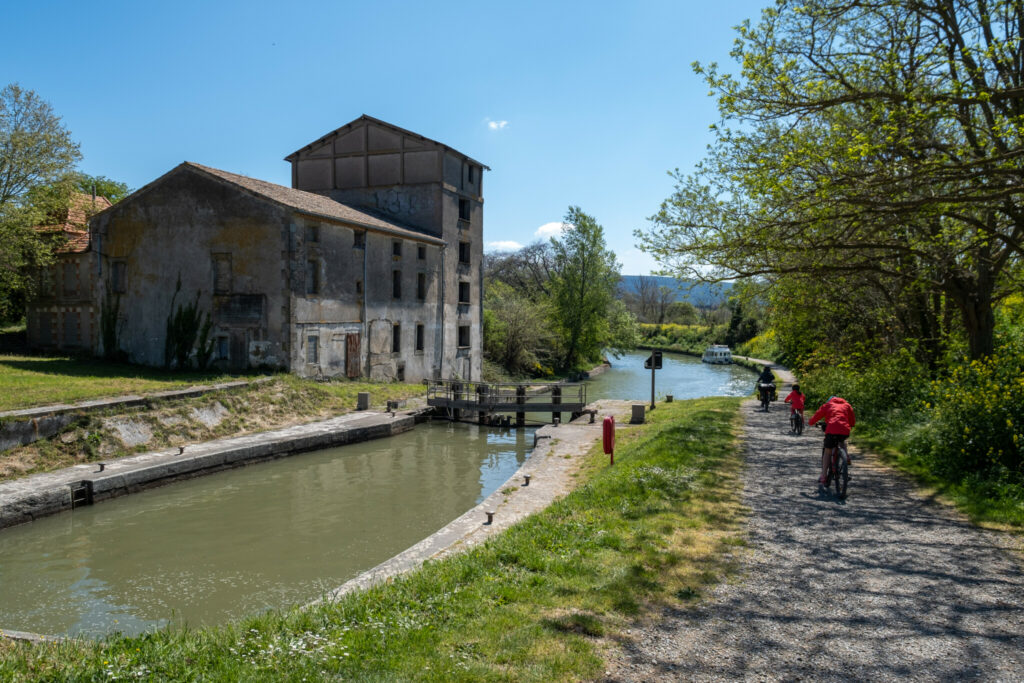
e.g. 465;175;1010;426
702;345;733;364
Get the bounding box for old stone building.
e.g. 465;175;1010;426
81;116;485;381
26;193;112;351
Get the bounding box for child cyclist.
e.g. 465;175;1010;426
784;383;806;431
807;396;856;486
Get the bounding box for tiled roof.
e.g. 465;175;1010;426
33;193;112;253
185;162;445;244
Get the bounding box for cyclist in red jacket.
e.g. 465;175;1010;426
807;396;856;485
784;383;805;416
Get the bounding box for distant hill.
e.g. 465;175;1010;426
619;275;731;308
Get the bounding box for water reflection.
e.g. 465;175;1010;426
0;422;531;637
585;350;755;402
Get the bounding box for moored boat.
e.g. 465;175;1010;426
702;344;733;364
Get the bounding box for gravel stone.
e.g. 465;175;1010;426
604;380;1024;682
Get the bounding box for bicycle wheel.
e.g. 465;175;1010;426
836;458;849;499
797;415;804;435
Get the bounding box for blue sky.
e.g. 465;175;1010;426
3;0;771;275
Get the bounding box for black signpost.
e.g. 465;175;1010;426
644;351;662;409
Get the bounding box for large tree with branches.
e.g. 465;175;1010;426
640;0;1023;359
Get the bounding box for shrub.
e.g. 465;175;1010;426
912;343;1024;479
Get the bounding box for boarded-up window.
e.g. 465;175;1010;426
38;312;53;345
63;312;80;346
417;273;426;300
459;241;471;264
392;269;401;299
458;199;470;221
353;230;365;248
346;334;360;377
458;325;470;348
213;254;232;294
417;245;426;260
458;281;470;304
392;324;401;353
63;262;78;296
111;261;126;293
416;323;424;351
307;335;319;364
307;260;319;295
392;240;402;258
305;224;319;243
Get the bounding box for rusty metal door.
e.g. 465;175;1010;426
346;334;360;378
229;331;247;371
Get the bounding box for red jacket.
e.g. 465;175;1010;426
784;390;805;412
808;397;856;435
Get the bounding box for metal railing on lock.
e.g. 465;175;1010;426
426;379;587;415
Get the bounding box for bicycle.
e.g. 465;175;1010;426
817;423;849;498
790;409;804;435
758;383;774;412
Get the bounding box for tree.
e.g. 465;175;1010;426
549;207;625;369
75;173;131;203
639;0;1024;359
483;280;556;375
0;84;81;320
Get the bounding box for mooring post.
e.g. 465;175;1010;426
516;386;526;427
477;384;488;425
552;385;562;424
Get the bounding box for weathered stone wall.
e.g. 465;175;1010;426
90;168;290;370
25;253;94;352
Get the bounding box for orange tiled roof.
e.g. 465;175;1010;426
33;193;112;253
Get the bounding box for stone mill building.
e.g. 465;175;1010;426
60;116;486;382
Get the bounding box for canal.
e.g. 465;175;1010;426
0;350;753;638
0;423;531;637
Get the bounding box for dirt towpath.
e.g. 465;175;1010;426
606;369;1024;681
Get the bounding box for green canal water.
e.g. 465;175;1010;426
0;423;532;637
0;352;753;638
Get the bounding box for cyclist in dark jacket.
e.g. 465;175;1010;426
756;366;776;401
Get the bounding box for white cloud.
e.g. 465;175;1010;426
486;119;509;130
534;221;572;238
486;240;524;251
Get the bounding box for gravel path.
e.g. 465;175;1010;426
605;383;1024;681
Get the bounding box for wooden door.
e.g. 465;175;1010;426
346;334;361;378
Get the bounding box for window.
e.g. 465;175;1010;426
307;335;319;364
111;261;127;294
306;260;320;295
417;272;426;300
417;244;426;260
38;312;53;345
392;269;401;299
468;165;475;184
39;267;54;296
63;312;80;346
355;279;363;295
305;224;319;243
458;280;470;304
353;230;366;248
217;336;230;361
63;262;78;296
392;323;401;353
213;254;231;294
458;198;470;221
459;241;471;264
457;325;471;348
392;240;402;258
416;323;424;352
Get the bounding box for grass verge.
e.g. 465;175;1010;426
857;431;1024;531
0;396;745;681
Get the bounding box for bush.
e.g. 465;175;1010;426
912;343;1024;479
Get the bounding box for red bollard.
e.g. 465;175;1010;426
603;415;615;465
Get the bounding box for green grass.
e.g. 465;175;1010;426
0;397;745;681
0;354;245;411
857;430;1024;531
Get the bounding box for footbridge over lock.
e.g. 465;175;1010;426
426;380;589;426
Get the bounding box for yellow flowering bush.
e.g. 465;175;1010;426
918;343;1024;478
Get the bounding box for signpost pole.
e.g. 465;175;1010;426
650;364;656;410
